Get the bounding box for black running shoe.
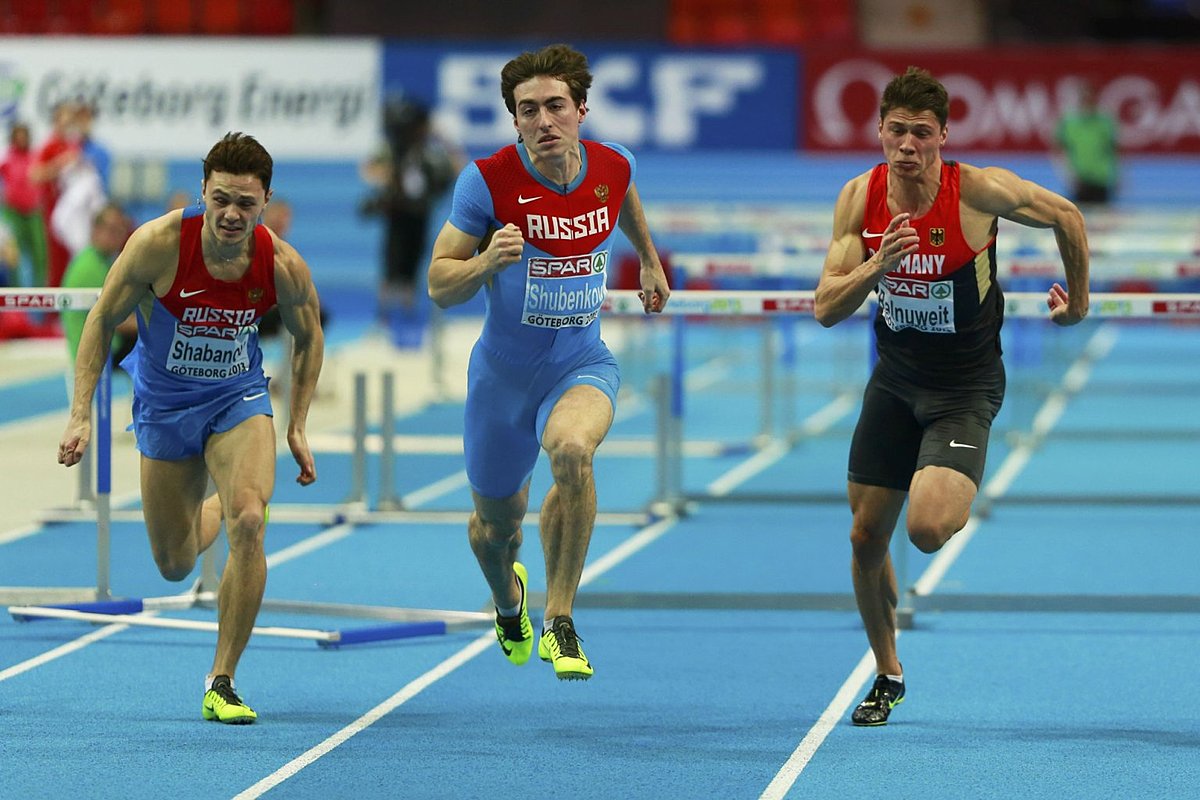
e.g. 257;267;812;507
851;674;905;726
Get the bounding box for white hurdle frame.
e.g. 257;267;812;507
1;289;108;605
8;288;1197;636
1;287;491;645
602;288;1200;627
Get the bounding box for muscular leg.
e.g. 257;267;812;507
203;415;275;680
906;465;977;553
848;481;907;677
468;486;529;610
539;385;613;620
141;455;217;582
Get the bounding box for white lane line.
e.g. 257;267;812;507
760;650;878;800
231;392;848;797
401;470;470;508
760;324;1115;798
231;636;495;800
707;393;855;497
0;622;131;683
232;513;683;800
1;490;142;544
0;523;45;546
265;524;356;569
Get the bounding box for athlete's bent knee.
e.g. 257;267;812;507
153;550;196;582
907;521;958;554
850;524;890;567
546;439;593;487
224;499;266;548
470;512;521;550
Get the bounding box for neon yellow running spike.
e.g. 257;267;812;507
494;562;534;665
202;676;257;724
538;615;593;681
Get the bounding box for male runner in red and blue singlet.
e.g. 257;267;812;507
428;44;670;681
816;67;1091;725
59;132;325;723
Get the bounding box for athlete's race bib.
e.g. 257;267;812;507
166;307;256;379
878;276;956;334
522;250;609;329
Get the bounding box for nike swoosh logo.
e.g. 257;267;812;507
861;230;886;239
179;288;206;298
949;440;978;449
517;195;542;204
242;392;267;402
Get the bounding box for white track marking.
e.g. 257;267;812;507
230;393;851;796
760;324;1115;798
0;622;131;684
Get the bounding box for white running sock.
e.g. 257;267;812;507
496;569;525;618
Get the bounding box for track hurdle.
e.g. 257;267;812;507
1;288;109;605
601;288;1200;628
2;287;491;644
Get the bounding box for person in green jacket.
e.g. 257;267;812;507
1055;81;1119;205
62;202;138;367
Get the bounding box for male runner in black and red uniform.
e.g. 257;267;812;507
815;67;1091;725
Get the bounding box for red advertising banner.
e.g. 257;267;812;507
804;48;1200;153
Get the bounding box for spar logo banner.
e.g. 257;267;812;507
382;43;797;151
805;48;1200;153
0;38;381;159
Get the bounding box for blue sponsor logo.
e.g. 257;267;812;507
383;44;797;151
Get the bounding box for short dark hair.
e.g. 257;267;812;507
202;132;273;192
880;67;949;129
500;43;593;117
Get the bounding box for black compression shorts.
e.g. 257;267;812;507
847;361;1005;491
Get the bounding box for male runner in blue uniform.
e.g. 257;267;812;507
428;43;670;680
59;133;325;723
816;67;1090;725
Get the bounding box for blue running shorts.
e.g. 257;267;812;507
129;380;273;461
464;340;620;499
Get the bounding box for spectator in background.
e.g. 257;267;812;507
30;99;83;287
75;102;112;194
360;97;462;322
0;122;49;287
165;188;196;212
254;196;329;344
0;214;19;286
261;196;292;238
51;148;108;261
1055;80;1119;206
61;203;137;385
257;197;301;340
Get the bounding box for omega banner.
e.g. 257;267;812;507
0;38;381;159
805;48;1200;153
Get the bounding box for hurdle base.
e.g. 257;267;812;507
0;587;103;606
